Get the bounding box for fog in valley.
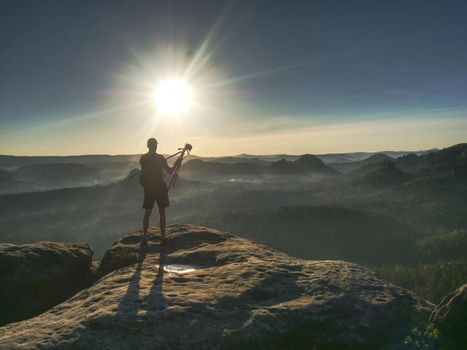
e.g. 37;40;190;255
1;143;466;303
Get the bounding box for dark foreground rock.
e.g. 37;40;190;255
0;225;432;349
0;242;93;326
430;283;467;350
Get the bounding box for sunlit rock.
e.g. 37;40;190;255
0;224;432;349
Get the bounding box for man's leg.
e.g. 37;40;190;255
143;208;152;237
159;207;166;239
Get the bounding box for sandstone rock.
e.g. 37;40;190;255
0;241;93;326
0;225;432;349
430;283;467;350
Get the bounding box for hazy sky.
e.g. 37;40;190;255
1;0;466;156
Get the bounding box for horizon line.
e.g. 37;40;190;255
0;146;446;159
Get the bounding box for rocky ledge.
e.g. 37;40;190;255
0;241;93;326
0;224;433;349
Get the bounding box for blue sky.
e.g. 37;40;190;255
1;0;466;155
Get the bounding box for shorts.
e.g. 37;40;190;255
143;186;170;209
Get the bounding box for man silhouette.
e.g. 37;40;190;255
140;138;181;244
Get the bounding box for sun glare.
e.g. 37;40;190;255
155;78;193;116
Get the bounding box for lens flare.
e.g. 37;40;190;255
155;78;193;116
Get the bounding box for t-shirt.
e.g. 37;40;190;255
139;152;168;190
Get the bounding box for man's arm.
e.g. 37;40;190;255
139;155;145;170
163;157;181;175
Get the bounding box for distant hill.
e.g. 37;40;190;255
196;156;269;165
13;163;100;183
417;143;467;175
0;145;461;188
186;151;432;177
0;163;106;194
180;159;266;179
90;161;140;182
0;150;429;169
0;154;140;168
232;153;299;162
328;153;394;174
293;154;340;175
351;154;415;177
316;153;368;164
354;160;414;187
269;159;297;174
270;154;340;176
350;162;382;177
317;150;427;164
0;159;142;194
393;143;467;176
182;154;340;178
232;150;427;164
395;153;421;173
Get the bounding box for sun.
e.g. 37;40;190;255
154;78;193;116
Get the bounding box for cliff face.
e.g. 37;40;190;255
0;225;432;349
0;242;93;326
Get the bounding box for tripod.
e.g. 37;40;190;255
165;144;192;190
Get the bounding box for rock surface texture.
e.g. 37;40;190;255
0;224;432;349
0;241;93;326
430;283;467;350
